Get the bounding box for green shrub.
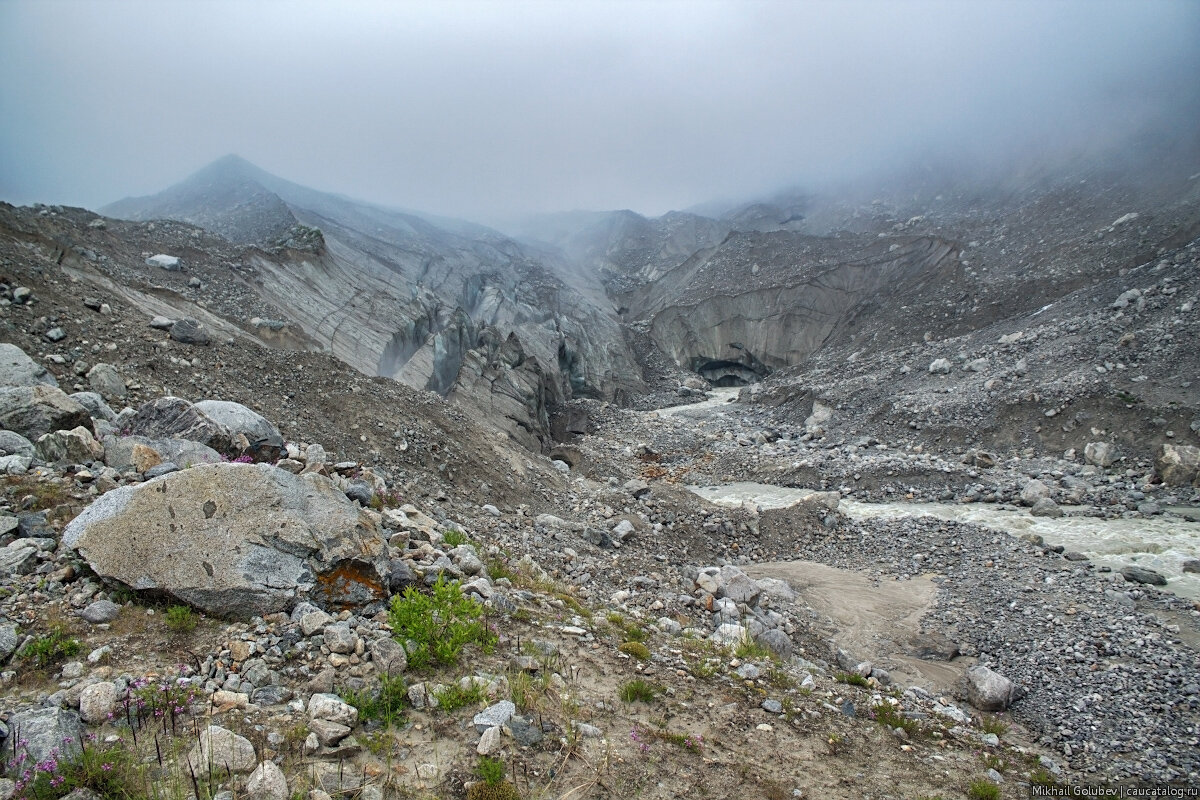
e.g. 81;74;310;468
19;624;81;668
442;528;469;547
433;682;486;713
342;673;408;728
477;756;506;785
388;574;497;670
967;780;1000;800
980;714;1009;736
618;679;661;703
835;672;869;688
467;757;521;800
872;702;920;738
164;605;197;633
618;641;651;661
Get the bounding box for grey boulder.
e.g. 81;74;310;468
0;343;57;388
0;384;91;440
69;392;117;422
127;396;232;454
170;318;211;345
1121;565;1167;586
966;664;1017;711
7;707;84;765
194;400;284;453
63;463;389;619
1156;443;1200;487
86;364;126;400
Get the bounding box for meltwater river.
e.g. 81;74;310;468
687;481;1200;599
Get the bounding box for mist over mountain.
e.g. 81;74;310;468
3;3;1200;792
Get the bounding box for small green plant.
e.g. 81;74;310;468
467;757;522;800
442;528;469;547
967;780;1001;800
18;625;81;669
509;670;539;713
164;605;197;633
825;732;845;755
835;671;869;688
618;641;651;661
605;612;624;626
110;585;136;605
734;637;776;662
979;714;1009;736
342;673;409;728
388;574;497;670
434;682;486;712
872;702;920;738
618;679;661;703
623;624;647;642
485;557;515;583
1029;768;1060;787
477;756;506;785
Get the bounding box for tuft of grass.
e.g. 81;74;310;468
835;671;869;688
341;673;408;728
468;757;521;800
1029;768;1060;788
388;574;497;670
18;624;81;669
508;670;540;713
967;780;1001;800
617;641;651;661
872;702;920;738
979;715;1009;736
434;682;486;713
477;756;506;785
734;637;776;662
442;527;469;547
164;605;197;633
618;679;661;703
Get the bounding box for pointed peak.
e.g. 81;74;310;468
185;154;272;186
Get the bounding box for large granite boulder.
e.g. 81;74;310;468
0;343;57;388
1156;443;1200;487
0;385;91;440
63;463;389;618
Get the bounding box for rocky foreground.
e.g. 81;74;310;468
0;316;1196;799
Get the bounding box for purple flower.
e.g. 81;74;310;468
102;762;114;771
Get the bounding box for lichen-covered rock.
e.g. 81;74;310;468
63;463;388;618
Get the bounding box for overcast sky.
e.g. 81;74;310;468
1;0;1198;221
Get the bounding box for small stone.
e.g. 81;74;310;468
80;600;121;624
477;725;502;755
79;682;118;724
307;693;358;727
245;760;288;800
761;699;783;713
473;700;516;733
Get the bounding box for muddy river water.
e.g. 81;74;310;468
688;481;1200;599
